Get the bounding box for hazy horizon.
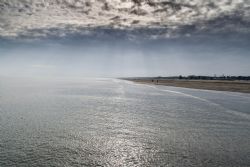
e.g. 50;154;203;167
1;1;250;166
0;0;250;77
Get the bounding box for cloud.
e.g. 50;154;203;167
0;0;250;39
31;64;55;69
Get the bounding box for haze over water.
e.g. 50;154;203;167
1;0;250;166
0;77;250;167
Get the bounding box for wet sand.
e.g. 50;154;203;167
126;79;250;93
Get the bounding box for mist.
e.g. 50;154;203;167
0;36;249;78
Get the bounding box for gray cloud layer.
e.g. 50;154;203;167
0;0;250;39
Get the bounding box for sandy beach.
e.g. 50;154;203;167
126;78;250;93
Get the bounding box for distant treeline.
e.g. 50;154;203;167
157;75;250;81
125;75;250;81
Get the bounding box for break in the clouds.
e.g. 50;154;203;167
0;0;250;39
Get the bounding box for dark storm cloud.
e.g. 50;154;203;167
0;0;250;39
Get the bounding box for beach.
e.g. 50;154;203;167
1;77;250;166
126;78;250;93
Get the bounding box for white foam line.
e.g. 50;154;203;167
147;85;212;103
120;80;250;100
166;84;250;100
119;80;250;119
146;85;250;120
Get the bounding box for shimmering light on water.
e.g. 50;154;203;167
0;77;250;167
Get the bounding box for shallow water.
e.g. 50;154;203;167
0;77;250;167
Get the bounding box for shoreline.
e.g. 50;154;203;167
124;78;250;93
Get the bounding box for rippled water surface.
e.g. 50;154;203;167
0;77;250;167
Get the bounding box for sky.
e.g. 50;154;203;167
0;0;250;77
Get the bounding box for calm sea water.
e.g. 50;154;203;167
0;77;250;167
